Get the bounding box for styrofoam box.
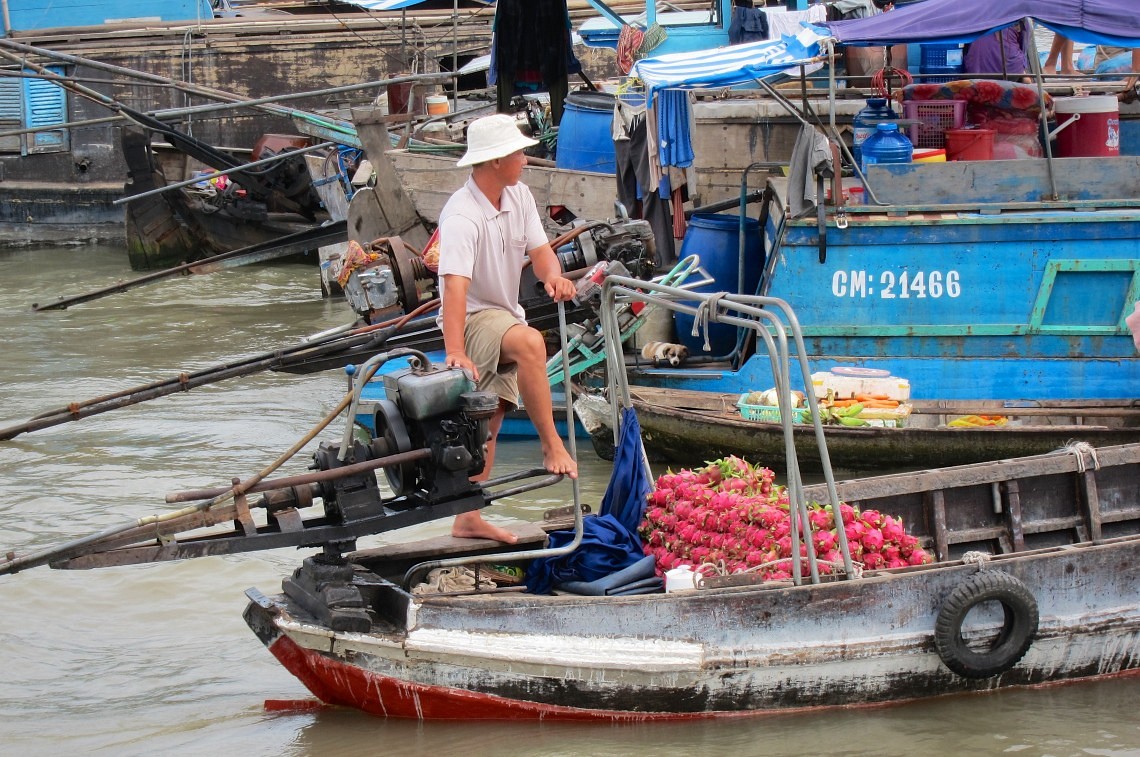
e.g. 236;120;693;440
811;371;911;401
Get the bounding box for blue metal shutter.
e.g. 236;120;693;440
0;77;21;153
23;66;69;154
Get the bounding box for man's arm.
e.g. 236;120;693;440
527;243;576;302
441;273;478;380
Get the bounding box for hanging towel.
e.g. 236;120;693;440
656;89;695;169
787;123;832;218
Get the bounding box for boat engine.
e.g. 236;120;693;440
554;217;657;282
290;362;502;631
1;357;557;632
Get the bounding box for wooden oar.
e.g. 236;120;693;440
0;300;440;441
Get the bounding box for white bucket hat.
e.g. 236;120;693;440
456;113;539;168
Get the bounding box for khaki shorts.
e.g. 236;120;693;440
464;308;524;409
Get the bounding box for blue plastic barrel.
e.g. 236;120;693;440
860;122;913;175
674;213;764;356
555;92;616;174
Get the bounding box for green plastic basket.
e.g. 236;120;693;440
737;395;809;423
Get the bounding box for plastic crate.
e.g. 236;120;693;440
737;395;809;424
902;99;967;149
920;43;964;71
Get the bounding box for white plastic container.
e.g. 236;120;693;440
811;369;910;401
665;566;699;592
810;371;864;400
862;375;911;401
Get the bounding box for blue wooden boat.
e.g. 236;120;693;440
623;0;1140;405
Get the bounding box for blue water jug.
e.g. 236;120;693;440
852;97;897;168
860;122;913;176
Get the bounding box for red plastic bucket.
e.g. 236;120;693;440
945;128;994;161
1053;96;1120;157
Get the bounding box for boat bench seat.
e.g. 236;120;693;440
347;519;548;577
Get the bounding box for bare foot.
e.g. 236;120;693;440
543;443;579;479
452;511;518;544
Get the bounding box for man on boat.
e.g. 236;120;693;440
438;113;579;544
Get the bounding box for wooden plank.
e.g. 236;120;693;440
803;444;1140;503
1004;480;1025;551
349;106;429;249
304;153;349;221
866;157;1140;206
929;489;949;561
348;520;548;563
1083;469;1103;540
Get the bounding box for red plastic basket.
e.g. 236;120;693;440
902;100;967;149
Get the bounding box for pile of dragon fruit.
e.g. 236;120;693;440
639;455;933;580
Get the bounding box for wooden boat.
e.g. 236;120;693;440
617;1;1140;405
384;140;619;233
580;385;1140;469
3;282;1139;720
241;441;1140;719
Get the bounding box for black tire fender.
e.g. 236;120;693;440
934;570;1039;679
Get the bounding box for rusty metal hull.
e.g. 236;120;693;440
245;444;1140;719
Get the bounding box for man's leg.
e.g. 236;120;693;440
500;324;577;477
451;401;519;543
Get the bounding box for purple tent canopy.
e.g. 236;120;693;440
824;0;1140;48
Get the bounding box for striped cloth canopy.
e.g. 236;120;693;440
338;0;492;11
629;26;828;100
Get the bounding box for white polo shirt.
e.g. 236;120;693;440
437;176;549;322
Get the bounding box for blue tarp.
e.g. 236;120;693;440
524;513;646;594
337;0;492;11
825;0;1140;48
525;407;654;594
598;406;653;533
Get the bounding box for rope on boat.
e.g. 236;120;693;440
696;557;865;582
1059;440;1101;472
689;292;730;352
961;551;993;570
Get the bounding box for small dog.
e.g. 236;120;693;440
640;341;690;367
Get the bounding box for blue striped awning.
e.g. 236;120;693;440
338;0;492;11
629;27;829;100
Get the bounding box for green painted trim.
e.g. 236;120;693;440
1028;260;1140;335
786;207;1140;227
801;324;1131;337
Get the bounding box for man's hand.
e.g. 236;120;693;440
445;351;479;381
544;274;576;303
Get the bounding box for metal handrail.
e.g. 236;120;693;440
598;276;856;585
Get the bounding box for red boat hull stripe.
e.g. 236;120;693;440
268;634;725;721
